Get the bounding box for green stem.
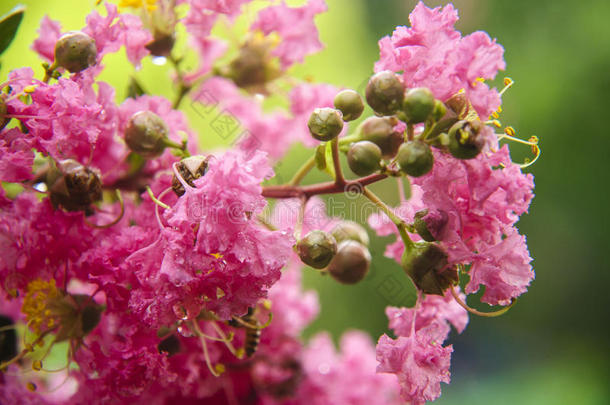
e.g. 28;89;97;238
362;187;414;249
42;62;58;84
288;155;316;186
169;55;192;109
406;123;414;141
331;137;345;186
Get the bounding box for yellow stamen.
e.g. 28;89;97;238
21;279;61;335
26;382;37;392
499;77;514;97
24;85;36;94
504;126;516;137
32;360;43;371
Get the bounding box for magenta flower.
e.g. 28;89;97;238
375;1;506;119
31;16;62;62
252;0;328;69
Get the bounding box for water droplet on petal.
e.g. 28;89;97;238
152;56;167;66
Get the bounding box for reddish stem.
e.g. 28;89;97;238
262;173;388;199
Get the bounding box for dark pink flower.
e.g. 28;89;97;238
0;128;34;182
375;1;506;118
31;16;62;62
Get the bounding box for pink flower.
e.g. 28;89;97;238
251;0;328;69
386;290;468;343
0;128;34;182
31;16;62;62
377;331;452;405
127;150;293;325
293;331;402;405
375;1;506;118
84;3;152;67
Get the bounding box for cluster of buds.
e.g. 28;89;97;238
305;71;490;184
296;221;371;285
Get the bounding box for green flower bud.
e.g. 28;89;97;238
125;111;171;158
0;96;8;131
327;241;371;284
396;141;434;177
48;159;102;214
54;31;97;73
413;209;448;242
347;141;382;176
365;71;404;116
401;242;458;295
172;155;211;196
296;230;337;269
356;116;403;158
331;221;370;247
308;108;344;141
448;120;485;159
333;89;364;121
402;87;435;123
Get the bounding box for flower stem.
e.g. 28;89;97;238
331;137;346;187
362;187;414;249
288;155;316;186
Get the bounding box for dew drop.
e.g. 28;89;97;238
152;56;167;66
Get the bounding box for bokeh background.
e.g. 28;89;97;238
1;0;609;403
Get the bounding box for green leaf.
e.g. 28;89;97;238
0;5;25;56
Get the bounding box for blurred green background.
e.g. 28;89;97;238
1;0;609;403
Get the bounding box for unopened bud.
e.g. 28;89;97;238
365;71;404;116
331;221;370;247
308;108;343;141
334;89;364;121
401;242;458;295
172;155;211;196
327;241;371;284
356;116;403;158
413;209;448;242
125;111;171;158
54;31;97;73
396;141;434;177
448;120;484;159
402;87;435;123
226;36;280;88
347;141;382;176
48;159;102;213
297;230;337;269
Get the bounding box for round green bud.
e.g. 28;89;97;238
0;96;8;131
125;111;171;158
331;221;370;247
365;71;404;116
333;89;364;121
327;241;371;284
297;230;337;269
447;120;484;159
413;209;448;242
226;36;280;89
308;107;344;141
396;141;434;177
54;31;97;73
48;159;102;213
356;116;403;158
401;242;458;296
172;155;211;196
402;87;435;123
347;141;382;176
431;99;447;122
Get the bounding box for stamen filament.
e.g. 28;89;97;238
450;286;516;317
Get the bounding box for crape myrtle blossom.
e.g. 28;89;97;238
0;1;537;403
375;1;505;119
